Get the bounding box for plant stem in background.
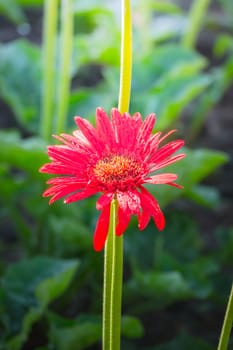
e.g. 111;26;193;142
182;0;211;49
102;0;132;349
40;0;58;140
55;0;73;134
217;283;233;350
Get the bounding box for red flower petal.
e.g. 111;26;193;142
137;113;155;145
96;107;116;149
47;146;90;168
93;203;111;251
96;192;114;210
111;108;141;151
138;207;150;231
148;140;185;165
40;108;185;251
116;206;131;236
149;153;186;172
116;190;141;215
145;173;178;184
139;186;165;230
74;116;105;154
64;188;98;204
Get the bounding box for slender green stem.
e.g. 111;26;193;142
55;0;73;134
103;201;123;350
217;283;233;350
182;0;211;49
103;200;116;349
102;1;132;349
110;229;123;349
40;0;58;140
118;0;132;114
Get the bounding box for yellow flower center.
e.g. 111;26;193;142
93;155;141;185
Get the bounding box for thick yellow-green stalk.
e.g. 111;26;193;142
118;0;132;114
102;1;132;349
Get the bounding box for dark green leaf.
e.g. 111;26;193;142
0;131;47;177
0;40;41;132
1;256;78;350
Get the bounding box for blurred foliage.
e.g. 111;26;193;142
0;0;233;349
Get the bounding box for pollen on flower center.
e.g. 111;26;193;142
93;155;142;185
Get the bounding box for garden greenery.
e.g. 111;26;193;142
0;0;233;349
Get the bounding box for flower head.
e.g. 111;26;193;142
40;108;185;251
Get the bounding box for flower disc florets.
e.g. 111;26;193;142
40;107;185;251
93;155;144;190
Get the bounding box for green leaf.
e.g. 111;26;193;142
15;0;43;5
49;316;101;350
125;270;192;313
154;74;211;130
0;0;26;24
154;331;214;350
0;39;41;132
147;0;183;14
49;313;144;350
0;131;47;177
214;34;233;57
149;147;228;207
132;44;207;93
121;316;144;339
50;215;92;251
1;256;79;350
185;185;220;208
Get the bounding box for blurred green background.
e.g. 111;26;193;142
0;0;232;349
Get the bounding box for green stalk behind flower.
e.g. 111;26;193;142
102;0;132;349
40;0;58;140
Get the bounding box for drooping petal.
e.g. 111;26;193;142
96;192;114;210
116;206;131;236
139;186;165;230
138;207;150;231
93;203;111;251
116;190;141;215
145;173;178;184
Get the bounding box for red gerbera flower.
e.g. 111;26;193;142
40;108;185;251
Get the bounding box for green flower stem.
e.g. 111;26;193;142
102;1;132;349
40;0;58;140
103;200;123;350
217;283;233;350
182;0;211;49
55;0;73;134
